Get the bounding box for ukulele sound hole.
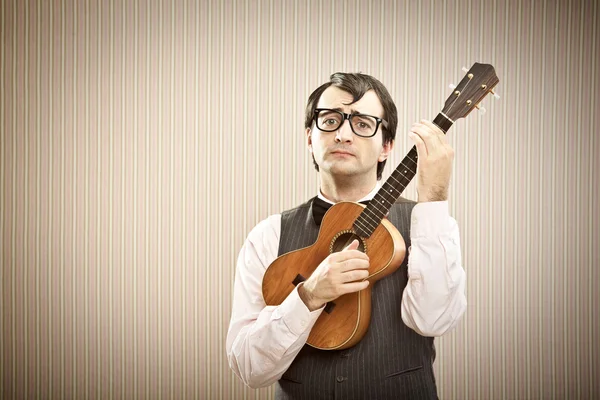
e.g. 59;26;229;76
330;231;366;253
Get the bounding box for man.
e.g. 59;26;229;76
226;72;466;399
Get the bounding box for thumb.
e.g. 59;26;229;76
344;239;360;251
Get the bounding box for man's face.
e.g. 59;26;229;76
307;86;392;180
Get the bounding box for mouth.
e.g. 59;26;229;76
330;150;355;157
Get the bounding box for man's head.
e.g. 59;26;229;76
304;72;398;181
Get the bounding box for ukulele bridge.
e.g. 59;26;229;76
330;230;367;254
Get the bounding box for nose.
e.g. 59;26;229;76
334;118;354;143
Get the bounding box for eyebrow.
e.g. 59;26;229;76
328;107;366;115
326;107;385;120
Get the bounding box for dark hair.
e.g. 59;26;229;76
304;72;398;180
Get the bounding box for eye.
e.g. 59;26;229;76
353;116;375;130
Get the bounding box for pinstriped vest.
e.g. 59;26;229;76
275;197;438;400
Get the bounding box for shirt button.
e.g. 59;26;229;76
336;376;346;383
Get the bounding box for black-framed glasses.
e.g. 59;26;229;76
313;108;388;138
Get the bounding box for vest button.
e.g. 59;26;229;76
336;376;346;383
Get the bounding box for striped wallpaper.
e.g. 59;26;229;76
1;0;599;399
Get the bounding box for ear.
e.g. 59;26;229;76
378;140;393;162
306;127;313;152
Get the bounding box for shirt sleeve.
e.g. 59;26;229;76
401;201;467;336
225;214;324;389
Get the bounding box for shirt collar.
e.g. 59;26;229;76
317;183;381;205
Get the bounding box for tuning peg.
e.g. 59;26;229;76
491;90;500;100
475;104;487;115
462;66;474;79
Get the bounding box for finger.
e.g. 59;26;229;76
343;239;359;251
341;269;370;282
411;122;438;150
420;119;446;146
408;131;427;159
339;280;370;294
338;258;370;273
332;249;370;263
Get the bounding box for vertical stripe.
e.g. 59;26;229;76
133;0;139;396
218;2;225;397
144;0;150;394
304;0;310;199
243;0;248;240
463;0;472;398
205;2;212;398
0;0;3;389
229;1;238;397
488;0;497;396
108;0;115;395
60;2;66;395
317;0;322;74
513;1;522;396
526;2;535;397
292;0;298;203
589;4;597;397
23;1;30;397
280;0;286;211
379;0;383;79
72;0;79;396
11;2;17;397
476;1;483;397
0;0;4;393
48;1;54;396
367;0;372;73
575;2;585;398
551;1;559;396
120;0;126;397
95;2;102;397
501;0;509;397
35;0;41;396
157;0;163;396
267;0;272;213
253;0;259;259
539;1;548;396
194;0;200;396
84;0;90;394
402;0;408;203
181;0;188;397
342;0;347;70
563;2;573;398
169;2;175;398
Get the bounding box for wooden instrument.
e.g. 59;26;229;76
262;63;500;350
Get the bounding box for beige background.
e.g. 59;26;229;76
1;0;599;399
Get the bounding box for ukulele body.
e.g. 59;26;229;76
262;201;406;350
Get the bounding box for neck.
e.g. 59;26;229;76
319;173;378;203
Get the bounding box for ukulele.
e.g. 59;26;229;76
262;63;500;350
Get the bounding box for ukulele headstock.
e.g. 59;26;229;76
442;63;500;121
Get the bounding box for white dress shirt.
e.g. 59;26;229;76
226;185;467;389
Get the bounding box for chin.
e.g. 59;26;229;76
324;166;361;177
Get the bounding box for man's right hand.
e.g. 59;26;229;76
298;240;370;311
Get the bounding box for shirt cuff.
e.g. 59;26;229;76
275;284;323;337
411;201;453;238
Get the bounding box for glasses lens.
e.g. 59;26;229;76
316;110;343;132
350;115;377;137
